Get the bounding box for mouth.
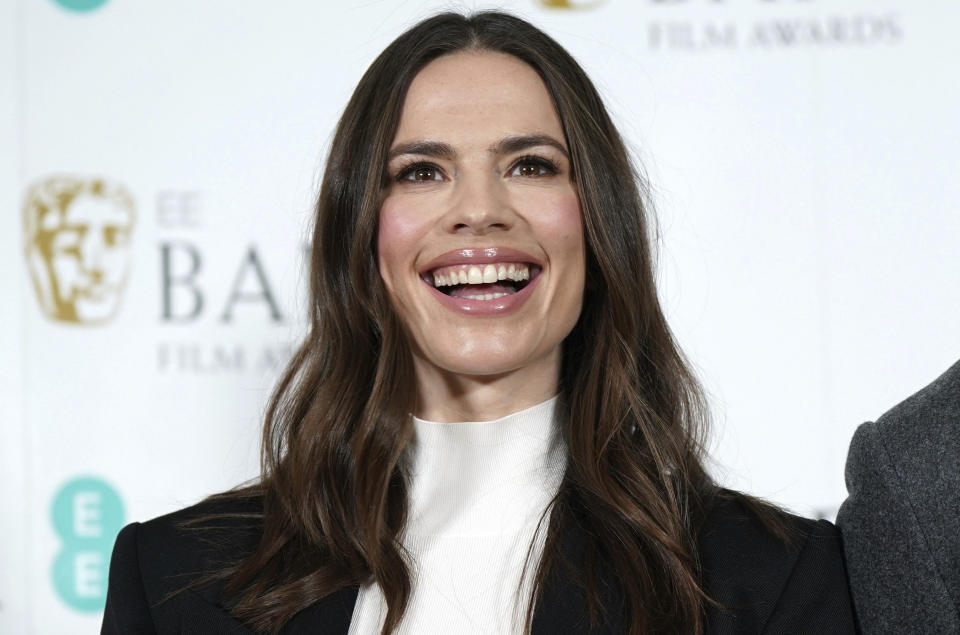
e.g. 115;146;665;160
421;262;539;300
417;247;543;315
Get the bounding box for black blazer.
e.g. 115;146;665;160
102;496;857;634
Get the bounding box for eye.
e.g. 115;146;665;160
396;162;443;183
52;227;84;250
509;155;560;178
103;225;128;247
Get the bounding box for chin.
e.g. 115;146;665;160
440;360;524;378
76;299;119;323
415;337;550;379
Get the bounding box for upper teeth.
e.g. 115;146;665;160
431;263;530;288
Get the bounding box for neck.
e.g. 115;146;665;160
411;348;560;422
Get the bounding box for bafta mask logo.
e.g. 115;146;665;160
537;0;606;9
23;176;136;325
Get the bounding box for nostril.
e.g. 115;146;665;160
453;222;509;234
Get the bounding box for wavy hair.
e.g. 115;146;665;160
212;11;724;634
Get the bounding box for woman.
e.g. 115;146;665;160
102;11;857;634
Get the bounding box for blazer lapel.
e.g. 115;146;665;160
272;524;623;634
283;585;360;635
531;520;625;634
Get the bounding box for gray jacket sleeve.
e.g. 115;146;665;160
837;359;960;634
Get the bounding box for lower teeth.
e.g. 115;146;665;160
463;292;511;301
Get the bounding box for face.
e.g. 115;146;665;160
49;196;132;321
27;187;134;325
377;51;585;397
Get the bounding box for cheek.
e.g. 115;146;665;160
52;255;78;281
536;191;586;320
102;248;127;281
377;197;430;290
538;190;585;258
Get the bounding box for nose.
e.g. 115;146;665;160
80;226;105;274
443;171;516;235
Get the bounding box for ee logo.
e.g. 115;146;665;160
49;0;110;12
51;477;124;611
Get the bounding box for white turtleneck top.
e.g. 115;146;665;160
347;396;566;634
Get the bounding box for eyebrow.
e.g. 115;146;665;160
387;134;569;161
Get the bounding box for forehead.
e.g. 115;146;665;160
394;50;565;146
64;196;131;226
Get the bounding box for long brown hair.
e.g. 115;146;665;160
212;11;722;634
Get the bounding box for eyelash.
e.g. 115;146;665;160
393;155;561;183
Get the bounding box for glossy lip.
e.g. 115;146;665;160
419;247;543;275
419;247;543;317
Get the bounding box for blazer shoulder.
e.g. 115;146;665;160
136;493;265;547
102;494;264;634
134;494;264;594
841;359;960;518
868;358;960;442
699;495;856;634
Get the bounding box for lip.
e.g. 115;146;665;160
419;247;543;317
419;247;543;275
425;269;541;316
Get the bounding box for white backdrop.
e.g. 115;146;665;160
3;0;959;632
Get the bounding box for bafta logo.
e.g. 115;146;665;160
537;0;605;9
23;176;136;325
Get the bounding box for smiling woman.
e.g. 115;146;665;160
101;11;857;635
378;51;584;417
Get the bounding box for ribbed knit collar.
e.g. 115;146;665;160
405;396;566;537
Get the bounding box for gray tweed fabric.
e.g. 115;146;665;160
837;359;960;634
